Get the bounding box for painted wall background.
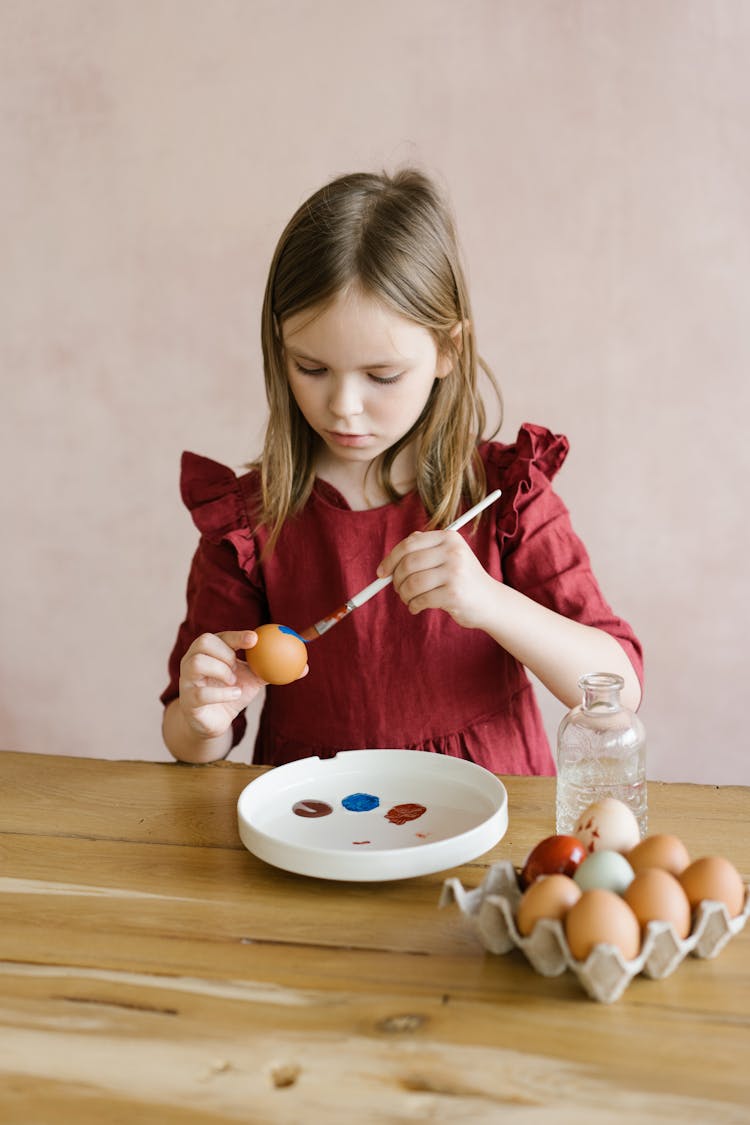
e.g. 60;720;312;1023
2;1;748;783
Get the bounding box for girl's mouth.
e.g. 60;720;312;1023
326;432;372;447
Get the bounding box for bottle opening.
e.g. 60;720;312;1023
578;672;625;692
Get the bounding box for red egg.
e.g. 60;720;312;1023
520;835;588;888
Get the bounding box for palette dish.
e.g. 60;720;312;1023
236;749;508;881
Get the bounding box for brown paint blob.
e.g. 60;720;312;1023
385;803;427;826
292;799;333;818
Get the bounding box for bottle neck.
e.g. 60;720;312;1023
579;672;624;712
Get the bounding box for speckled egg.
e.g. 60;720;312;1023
574;797;641;855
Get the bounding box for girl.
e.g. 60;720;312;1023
161;169;642;770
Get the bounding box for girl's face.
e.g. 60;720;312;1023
282;286;450;476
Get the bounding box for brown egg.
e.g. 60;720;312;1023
623;868;692;938
516;874;582;937
564;889;641;962
679;856;746;918
627;834;690;876
246;624;307;685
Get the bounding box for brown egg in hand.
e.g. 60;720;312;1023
246;624;308;685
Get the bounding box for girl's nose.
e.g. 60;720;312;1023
328;375;364;419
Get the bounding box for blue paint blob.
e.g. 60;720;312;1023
342;792;380;812
278;625;304;642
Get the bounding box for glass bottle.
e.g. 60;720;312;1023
555;672;647;837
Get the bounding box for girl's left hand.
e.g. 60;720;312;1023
377;530;495;630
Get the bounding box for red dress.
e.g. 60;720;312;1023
161;424;643;774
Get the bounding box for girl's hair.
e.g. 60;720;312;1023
256;168;502;551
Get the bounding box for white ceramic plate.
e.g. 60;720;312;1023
236;749;508;881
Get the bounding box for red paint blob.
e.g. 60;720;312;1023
385;803;427;826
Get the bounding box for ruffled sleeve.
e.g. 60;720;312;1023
484;423;570;547
180;451;259;572
160;453;268;746
485;424;644;692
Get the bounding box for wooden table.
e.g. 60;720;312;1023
1;751;748;1123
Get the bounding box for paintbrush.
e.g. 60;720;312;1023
299;488;502;642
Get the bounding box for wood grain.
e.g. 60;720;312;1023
1;751;748;1123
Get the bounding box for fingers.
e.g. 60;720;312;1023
399;570;449;615
216;629;258;652
380;531;465;591
192;683;243;706
186;651;238;686
377;530;449;579
180;630;261;697
182;636;231;680
378;531;490;621
177;631;257;741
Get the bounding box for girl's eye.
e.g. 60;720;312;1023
369;372;403;385
294;362;327;376
293;360;403;385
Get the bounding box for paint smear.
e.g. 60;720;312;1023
341;793;380;812
352;841;371;846
385;803;426;825
292;800;333;818
279;625;305;641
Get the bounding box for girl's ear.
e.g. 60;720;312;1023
436;321;469;378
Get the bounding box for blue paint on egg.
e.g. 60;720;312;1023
278;625;304;641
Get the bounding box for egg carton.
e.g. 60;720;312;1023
440;860;750;1004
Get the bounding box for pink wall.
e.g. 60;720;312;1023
2;1;749;782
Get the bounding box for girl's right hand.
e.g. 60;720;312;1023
178;630;264;740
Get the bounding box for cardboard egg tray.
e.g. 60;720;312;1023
441;859;750;1003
